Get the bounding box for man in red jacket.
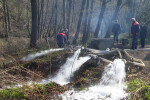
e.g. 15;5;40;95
131;18;140;50
57;31;67;48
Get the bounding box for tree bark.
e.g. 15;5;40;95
72;0;86;45
2;0;8;37
82;0;89;44
67;0;72;30
105;0;122;38
54;0;58;37
30;0;38;47
94;0;106;38
63;0;66;28
85;0;94;43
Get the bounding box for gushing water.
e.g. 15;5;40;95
41;49;91;85
22;48;64;61
60;59;127;100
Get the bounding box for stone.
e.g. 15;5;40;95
88;38;114;50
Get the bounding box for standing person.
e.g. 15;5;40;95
131;18;140;50
112;20;121;43
57;31;67;48
65;28;70;44
65;28;69;41
140;23;147;48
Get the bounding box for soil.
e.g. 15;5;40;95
0;50;73;88
126;49;150;82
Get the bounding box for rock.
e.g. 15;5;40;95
122;38;129;46
88;38;114;50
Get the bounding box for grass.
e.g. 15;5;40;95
127;79;150;100
0;82;67;100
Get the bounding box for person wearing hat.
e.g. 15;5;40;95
112;20;121;43
131;18;140;50
140;23;147;48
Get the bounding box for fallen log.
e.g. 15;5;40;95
98;57;112;64
88;54;112;64
117;49;122;59
123;50;145;67
86;48;117;55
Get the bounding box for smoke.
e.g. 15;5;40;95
91;9;111;38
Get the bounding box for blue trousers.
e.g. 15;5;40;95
132;34;138;49
114;33;119;43
141;37;145;48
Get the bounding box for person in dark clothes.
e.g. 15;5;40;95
112;20;121;43
140;23;147;48
57;31;67;48
131;18;140;50
65;28;69;41
64;28;70;45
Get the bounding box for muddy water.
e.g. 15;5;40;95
60;59;127;100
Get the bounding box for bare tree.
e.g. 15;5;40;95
30;0;38;47
67;0;72;30
105;0;122;38
94;0;106;38
72;0;86;44
82;0;89;44
54;0;58;37
63;0;66;28
85;0;94;43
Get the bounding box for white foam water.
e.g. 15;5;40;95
60;59;127;100
41;49;91;85
21;48;64;61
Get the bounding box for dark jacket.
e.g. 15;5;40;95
140;25;147;38
65;32;69;40
112;23;121;34
57;33;67;44
131;21;140;35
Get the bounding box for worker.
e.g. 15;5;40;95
140;23;147;48
131;18;140;50
57;31;67;48
112;20;121;43
65;28;69;41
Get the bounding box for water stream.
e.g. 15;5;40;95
41;49;91;85
60;59;127;100
21;48;64;61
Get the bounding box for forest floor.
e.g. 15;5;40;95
1;36;150;99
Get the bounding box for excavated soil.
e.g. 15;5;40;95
126;49;150;82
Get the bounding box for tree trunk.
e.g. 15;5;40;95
54;0;58;36
30;0;38;47
5;0;10;32
72;0;86;45
2;0;8;37
82;0;89;44
94;0;106;38
85;0;94;43
46;0;55;37
39;0;44;39
67;0;72;30
27;0;31;36
63;0;66;28
105;0;122;38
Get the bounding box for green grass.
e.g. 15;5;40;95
0;82;67;100
127;79;150;100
